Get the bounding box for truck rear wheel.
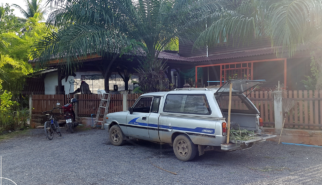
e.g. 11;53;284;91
109;125;124;146
173;135;197;161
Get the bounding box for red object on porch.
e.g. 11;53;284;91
195;58;287;89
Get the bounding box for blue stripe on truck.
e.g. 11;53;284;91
128;117;215;134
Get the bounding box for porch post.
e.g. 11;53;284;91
121;91;128;111
284;59;287;89
273;84;283;129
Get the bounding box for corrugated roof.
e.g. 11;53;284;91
159;44;310;63
158;46;278;62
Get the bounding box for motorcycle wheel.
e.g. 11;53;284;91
55;122;62;137
44;121;54;140
68;123;74;133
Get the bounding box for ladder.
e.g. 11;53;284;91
94;93;111;129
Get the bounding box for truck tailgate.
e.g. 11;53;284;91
221;134;276;151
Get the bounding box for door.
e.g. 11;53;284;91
148;96;161;142
126;96;153;140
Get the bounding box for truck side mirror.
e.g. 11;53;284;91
129;107;133;114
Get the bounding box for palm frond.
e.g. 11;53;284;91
12;4;30;18
269;0;322;56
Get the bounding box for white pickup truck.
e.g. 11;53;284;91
104;80;276;161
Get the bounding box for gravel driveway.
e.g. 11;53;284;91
0;128;322;185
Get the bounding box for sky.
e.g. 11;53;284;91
2;0;52;20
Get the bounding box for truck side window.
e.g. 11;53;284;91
133;97;153;113
164;94;211;115
151;97;161;113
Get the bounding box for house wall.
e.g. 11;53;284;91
44;72;74;95
44;71;139;95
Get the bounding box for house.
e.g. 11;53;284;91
24;37;311;95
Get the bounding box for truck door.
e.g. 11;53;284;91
126;97;152;140
148;96;161;142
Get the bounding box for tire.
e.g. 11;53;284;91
44;121;54;140
173;135;197;161
68;123;74;133
55;122;62;137
109;125;125;146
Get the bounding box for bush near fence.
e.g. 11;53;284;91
32;90;322;130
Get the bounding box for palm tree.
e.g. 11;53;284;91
34;0;222;91
195;0;322;56
12;0;47;20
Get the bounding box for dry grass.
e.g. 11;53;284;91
0;129;29;142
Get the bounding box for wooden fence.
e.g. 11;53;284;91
282;90;322;129
127;94;142;109
32;90;322;130
245;91;275;127
32;95;65;114
32;94;123;117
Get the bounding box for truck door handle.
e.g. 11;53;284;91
142;117;146;120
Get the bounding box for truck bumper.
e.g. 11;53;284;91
221;134;276;151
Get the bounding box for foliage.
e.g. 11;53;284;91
163;37;179;51
0;91;29;132
0;108;30;132
0;54;33;92
0;91;18;111
0;4;24;34
230;128;255;142
135;58;169;92
302;53;322;90
12;0;48;20
0;13;53;93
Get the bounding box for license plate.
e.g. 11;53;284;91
66;119;72;123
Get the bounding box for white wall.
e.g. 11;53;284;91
44;71;75;95
44;72;57;95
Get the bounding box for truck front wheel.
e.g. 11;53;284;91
173;135;197;161
109;125;124;146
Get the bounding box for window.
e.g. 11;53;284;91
151;97;161;113
133;97;153;113
164;94;210;115
216;95;258;114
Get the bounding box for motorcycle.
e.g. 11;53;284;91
62;98;78;133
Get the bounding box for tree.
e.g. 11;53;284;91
34;0;222;92
0;4;24;34
1;12;52;93
12;0;47;20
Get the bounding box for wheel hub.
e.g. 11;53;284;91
177;140;189;157
111;129;120;142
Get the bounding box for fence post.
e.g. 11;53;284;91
121;91;128;111
273;90;283;129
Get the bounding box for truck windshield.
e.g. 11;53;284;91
216;95;258;114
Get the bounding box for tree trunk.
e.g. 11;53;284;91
124;77;130;90
102;55;118;92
